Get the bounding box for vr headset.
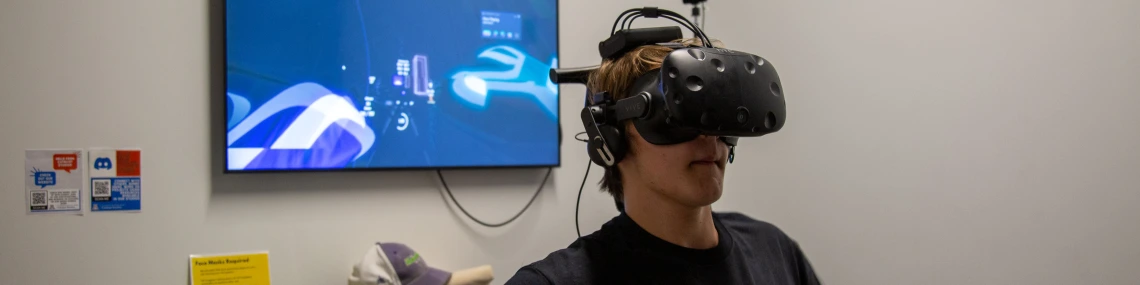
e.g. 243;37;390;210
552;7;786;168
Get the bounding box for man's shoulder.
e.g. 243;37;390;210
506;237;610;284
523;239;593;270
714;212;823;285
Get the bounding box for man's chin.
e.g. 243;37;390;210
678;183;723;207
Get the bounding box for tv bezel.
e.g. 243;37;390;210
221;0;561;173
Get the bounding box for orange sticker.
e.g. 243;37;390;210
116;150;141;176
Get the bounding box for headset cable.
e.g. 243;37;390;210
575;163;592;238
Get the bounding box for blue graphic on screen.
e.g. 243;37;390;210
225;0;558;171
482;11;523;40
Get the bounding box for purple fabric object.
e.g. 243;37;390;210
378;243;452;285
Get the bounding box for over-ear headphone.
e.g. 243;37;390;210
582;91;632;167
586;123;627;167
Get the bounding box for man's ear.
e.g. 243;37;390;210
614;122;637;173
622;121;640;156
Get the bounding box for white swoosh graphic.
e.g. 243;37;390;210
227;93;251;129
228;82;339;146
269;95;376;160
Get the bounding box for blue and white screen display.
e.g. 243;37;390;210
225;0;559;171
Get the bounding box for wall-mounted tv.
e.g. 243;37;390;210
224;0;559;172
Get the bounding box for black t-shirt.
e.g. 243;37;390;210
506;212;821;285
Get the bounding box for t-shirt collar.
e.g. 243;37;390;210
609;212;734;265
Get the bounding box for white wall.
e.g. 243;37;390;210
1;0;1138;285
707;0;1140;284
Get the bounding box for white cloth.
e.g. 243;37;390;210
348;243;401;285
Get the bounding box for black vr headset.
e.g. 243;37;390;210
552;7;786;168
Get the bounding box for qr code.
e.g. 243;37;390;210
31;191;47;206
93;179;111;197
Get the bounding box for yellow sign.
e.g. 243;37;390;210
190;252;271;285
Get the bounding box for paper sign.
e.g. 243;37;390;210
190;252;271;285
25;150;84;215
88;149;143;212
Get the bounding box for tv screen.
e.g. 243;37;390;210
224;0;559;171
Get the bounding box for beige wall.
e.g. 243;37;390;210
709;0;1140;284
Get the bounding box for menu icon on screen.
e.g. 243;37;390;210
481;10;522;40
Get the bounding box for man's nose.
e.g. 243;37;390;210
696;135;731;149
696;135;720;144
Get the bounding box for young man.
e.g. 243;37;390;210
505;41;822;284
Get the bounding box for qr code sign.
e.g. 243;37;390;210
31;191;47;206
93;179;111;197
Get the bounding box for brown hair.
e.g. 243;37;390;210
587;38;723;201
